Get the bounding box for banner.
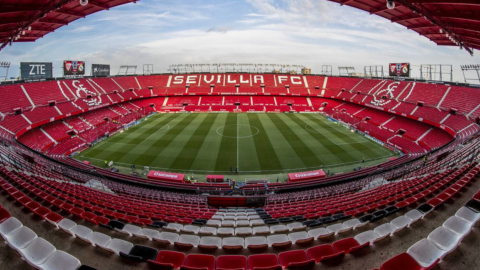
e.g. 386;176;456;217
147;170;185;183
389;63;410;77
91;64;110;77
288;169;326;182
20;62;53;80
63;60;85;76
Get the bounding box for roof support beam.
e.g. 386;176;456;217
54;9;86;18
391;15;422;23
0;6;42;14
38;18;69;26
435;12;480;22
414;0;480;6
88;0;110;10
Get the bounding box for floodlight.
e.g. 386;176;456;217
387;0;395;9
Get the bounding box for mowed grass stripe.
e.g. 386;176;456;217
303;114;388;159
109;114;177;145
214;113;238;172
190;114;229;172
131;114;200;166
267;113;322;168
258;114;306;170
278;114;342;165
237;114;261;172
247;114;283;172
168;114;219;170
149;113;209;169
80;114;178;162
289;114;358;163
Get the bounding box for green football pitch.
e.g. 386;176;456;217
76;113;397;178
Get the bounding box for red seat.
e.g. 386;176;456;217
0;208;11;223
95;216;110;225
82;211;98;225
45;212;63;225
216;255;247;270
71;207;85;219
278;250;315;269
33;206;51;219
379;253;436;270
147;250;186;269
181;254;215;270
25;201;41;212
247;254;281;270
307;244;344;262
332;238;361;254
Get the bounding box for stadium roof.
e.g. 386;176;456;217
0;0;138;51
327;0;480;55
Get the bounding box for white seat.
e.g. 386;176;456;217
198;227;217;236
57;219;76;235
235;220;250;227
245;236;268;249
374;223;396;240
249;219;264;226
267;234;291;247
288;231;313;244
270;225;288;234
71;225;93;241
211;215;224;220
391;216;411;233
343;219;361;230
163;223;183;232
20;237;56;268
248;215;261;220
221;220;236;227
86;232;111;248
0;217;22;238
199;236;222;249
307;228;334;239
217;227;235;236
327;223;348;235
287;222;306;231
5;226;37;252
206;220;221;227
443;216;472;240
354;230;380;245
405;209;423;224
154;232;179;245
407;239;446;268
175;234;200;248
235;227;253;236
253;226;270;235
133;228;159;240
224;216;236;221
180;225;200;234
102;238;133;255
456;206;480;224
428;226;462;255
222;237;245;249
37;250;81;270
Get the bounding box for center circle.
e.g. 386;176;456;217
216;124;260;139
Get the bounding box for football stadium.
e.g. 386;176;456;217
0;0;480;270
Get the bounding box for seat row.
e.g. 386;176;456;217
374;191;480;270
0;207;90;270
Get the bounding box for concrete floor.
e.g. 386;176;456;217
0;174;479;270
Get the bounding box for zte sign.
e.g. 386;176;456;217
169;74;306;86
20;62;53;80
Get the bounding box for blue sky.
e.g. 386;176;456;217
1;0;479;81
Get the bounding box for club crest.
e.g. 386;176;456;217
72;80;102;106
370;82;399;107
